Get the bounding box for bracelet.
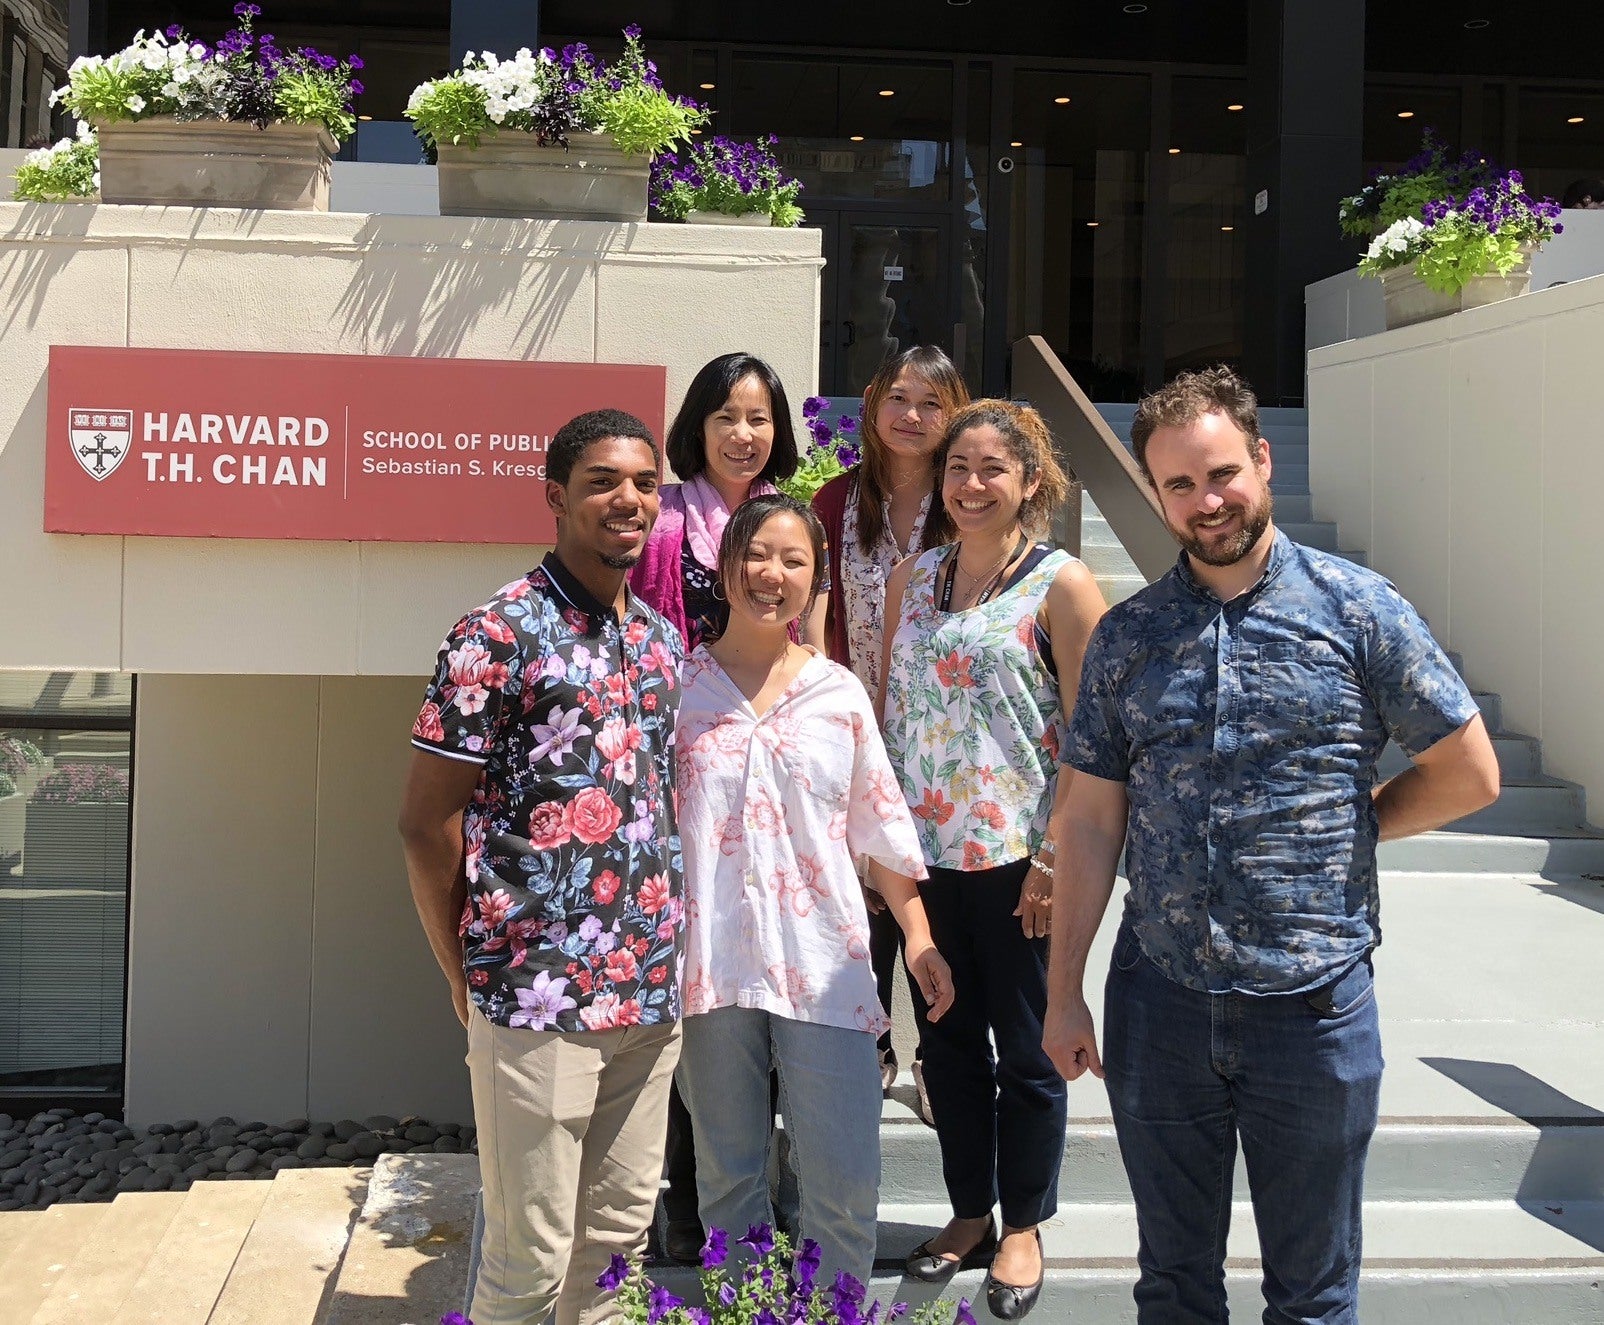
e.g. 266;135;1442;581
1029;855;1054;877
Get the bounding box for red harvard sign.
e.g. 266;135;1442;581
45;347;667;543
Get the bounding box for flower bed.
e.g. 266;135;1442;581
650;136;803;227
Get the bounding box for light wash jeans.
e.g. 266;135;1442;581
677;1006;882;1287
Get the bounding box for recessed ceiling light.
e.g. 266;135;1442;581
1227;103;1244;112
1168;147;1181;154
1054;96;1071;105
879;89;895;97
699;82;715;90
1087;220;1100;227
1221;225;1234;232
1464;18;1490;28
357;114;373;122
1568;116;1585;124
850;134;864;141
1397;110;1415;119
689;129;702;135
1123;3;1148;11
1009;140;1023;147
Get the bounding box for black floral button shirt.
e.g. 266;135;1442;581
412;553;685;1032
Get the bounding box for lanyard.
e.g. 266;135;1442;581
938;541;1019;613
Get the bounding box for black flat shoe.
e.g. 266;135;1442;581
904;1220;998;1283
984;1229;1045;1321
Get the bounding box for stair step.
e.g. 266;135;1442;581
0;1202;110;1324
648;1201;1604;1324
28;1192;186;1325
0;1211;38;1270
880;1117;1604;1206
320;1153;478;1325
1378;830;1604;874
107;1179;272;1325
1380;735;1542;782
209;1169;367;1325
1439;780;1589;836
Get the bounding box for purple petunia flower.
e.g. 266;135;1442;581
350;79;364;95
440;1315;472;1325
624;23;643;39
701;1226;729;1268
595;1252;631;1291
348;54;363;68
838;445;861;468
833;1270;867;1307
717;1281;738;1308
954;1298;977;1325
836;414;857;433
647;1285;683;1324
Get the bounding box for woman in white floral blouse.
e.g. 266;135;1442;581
881;401;1106;1321
812;346;969;1110
675;492;954;1288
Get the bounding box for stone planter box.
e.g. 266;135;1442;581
95;117;336;210
1379;253;1534;329
436;131;648;221
22;800;128;887
686;209;774;227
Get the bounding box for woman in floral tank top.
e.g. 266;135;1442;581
882;401;1107;1321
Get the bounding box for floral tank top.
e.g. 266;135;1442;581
884;545;1071;871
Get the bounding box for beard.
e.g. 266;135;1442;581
1172;489;1274;566
598;549;643;571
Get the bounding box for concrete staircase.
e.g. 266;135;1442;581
0;1156;478;1325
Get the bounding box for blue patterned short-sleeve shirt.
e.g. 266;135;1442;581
1064;532;1478;995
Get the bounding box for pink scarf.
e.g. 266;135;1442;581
679;473;779;569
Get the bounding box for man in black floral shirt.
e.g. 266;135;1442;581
399;408;683;1325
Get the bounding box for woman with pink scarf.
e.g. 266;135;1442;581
628;351;819;1262
630;352;826;652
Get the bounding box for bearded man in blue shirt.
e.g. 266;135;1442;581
1043;366;1500;1324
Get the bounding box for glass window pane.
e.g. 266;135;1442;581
959;62;992;394
0;671;133;720
728;57;952;203
1164;76;1248;377
1008;70;1149;400
1364;82;1464;172
1515;87;1604;207
1;725;130;1099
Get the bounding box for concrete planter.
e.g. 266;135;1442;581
95;117;336;210
1379;251;1534;329
22;800;128;887
686;209;774;226
436;130;648;221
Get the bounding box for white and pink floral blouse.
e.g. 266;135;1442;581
675;646;928;1037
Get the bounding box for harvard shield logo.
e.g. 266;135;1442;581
69;408;133;481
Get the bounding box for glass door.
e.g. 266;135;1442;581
813;211;953;397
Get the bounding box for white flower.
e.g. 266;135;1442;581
125;94;146;113
75;120;93;140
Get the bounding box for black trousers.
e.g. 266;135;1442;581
868;902;931;1061
917;858;1067;1228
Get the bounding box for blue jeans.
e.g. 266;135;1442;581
677;1006;881;1286
1103;923;1383;1325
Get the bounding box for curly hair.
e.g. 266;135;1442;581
923;400;1070;547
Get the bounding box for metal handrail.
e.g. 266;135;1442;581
1012;335;1177;581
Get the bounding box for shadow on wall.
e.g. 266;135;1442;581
336;217;623;359
1423;1057;1604;1253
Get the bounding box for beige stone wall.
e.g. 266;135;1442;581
0;204;823;676
1307;274;1604;820
126;673;472;1125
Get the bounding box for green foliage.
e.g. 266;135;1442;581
406;76;494;149
650;136;804;227
0;773;14;799
273;68;354;140
406;29;706;159
12;128;99;201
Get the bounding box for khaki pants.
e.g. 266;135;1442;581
466;1012;682;1325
